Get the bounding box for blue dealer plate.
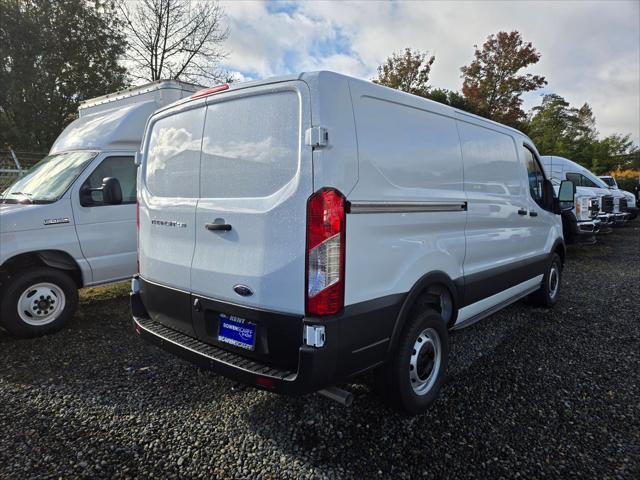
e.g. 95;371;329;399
218;314;256;351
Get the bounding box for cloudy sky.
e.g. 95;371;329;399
218;0;640;144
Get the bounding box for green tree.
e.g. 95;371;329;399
0;0;128;151
461;31;546;128
373;48;435;98
592;134;639;174
527;93;638;173
527;94;596;160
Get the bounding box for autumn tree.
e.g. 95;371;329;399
461;31;546;128
373;48;435;97
0;0;128;151
118;0;229;84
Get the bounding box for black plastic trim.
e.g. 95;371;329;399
458;253;548;307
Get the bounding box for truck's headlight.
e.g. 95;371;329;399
575;196;592;221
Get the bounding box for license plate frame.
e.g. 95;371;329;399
217;314;256;351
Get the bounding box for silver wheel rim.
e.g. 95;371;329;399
17;282;66;326
548;264;560;299
409;327;442;396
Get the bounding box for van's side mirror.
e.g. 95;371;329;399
101;177;122;205
557;180;575;211
134;151;142;167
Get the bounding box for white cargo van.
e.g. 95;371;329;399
0;80;202;337
131;72;574;414
539;157;602;243
542;156;631;226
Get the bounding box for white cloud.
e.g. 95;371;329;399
220;0;640;144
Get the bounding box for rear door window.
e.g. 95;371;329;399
145;108;205;198
200;91;300;198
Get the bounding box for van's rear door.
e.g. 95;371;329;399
190;81;313;318
138;106;206;335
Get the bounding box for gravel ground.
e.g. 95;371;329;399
1;221;639;479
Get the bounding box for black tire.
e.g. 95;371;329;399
375;307;449;415
0;267;78;337
527;253;562;308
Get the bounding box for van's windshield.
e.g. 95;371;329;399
1;151;97;204
600;177;616;188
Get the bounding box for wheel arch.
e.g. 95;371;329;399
1;250;84;288
386;271;461;357
552;238;566;266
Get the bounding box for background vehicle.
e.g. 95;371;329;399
0;80;202;337
542;156;630;228
541;156;601;243
131;71;573;414
599;175;638;219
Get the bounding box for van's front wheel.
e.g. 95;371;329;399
376;308;449;415
0;267;78;337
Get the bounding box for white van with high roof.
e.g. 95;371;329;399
0;80;202;337
131;71;575;414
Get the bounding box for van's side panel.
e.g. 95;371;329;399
303;72;359;196
346;80;467;307
456;118;532;306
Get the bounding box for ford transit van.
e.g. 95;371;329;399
0;80;202;337
131;72;574;414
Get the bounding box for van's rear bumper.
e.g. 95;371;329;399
131;276;402;396
132;313;338;395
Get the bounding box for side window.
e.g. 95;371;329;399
523;146;545;208
566;172;582;186
580;174;599;188
82;156;136;206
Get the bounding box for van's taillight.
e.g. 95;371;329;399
306;188;346;316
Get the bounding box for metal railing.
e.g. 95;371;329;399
0;150;45;191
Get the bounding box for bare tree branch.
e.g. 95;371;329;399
117;0;229;84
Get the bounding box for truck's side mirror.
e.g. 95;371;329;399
101;177;122;205
558;180;575;211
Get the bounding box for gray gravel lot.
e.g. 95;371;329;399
1;221;639;479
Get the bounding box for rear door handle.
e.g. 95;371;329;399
205;223;232;231
529;211;538;217
518;209;528;215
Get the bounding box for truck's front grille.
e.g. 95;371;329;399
601;195;614;213
135;317;296;380
620;198;628;211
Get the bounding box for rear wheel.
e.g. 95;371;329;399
0;267;78;337
375;307;449;415
528;253;562;308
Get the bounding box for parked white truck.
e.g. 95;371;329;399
542;156;631;232
598;175;638;220
0;80;202;337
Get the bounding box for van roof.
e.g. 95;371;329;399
153;71;532;143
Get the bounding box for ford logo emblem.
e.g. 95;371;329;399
233;285;253;297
